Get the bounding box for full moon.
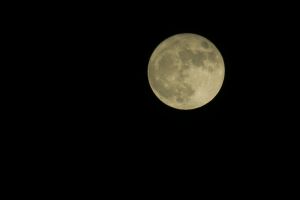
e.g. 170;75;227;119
147;33;225;110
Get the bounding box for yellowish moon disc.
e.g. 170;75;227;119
147;33;225;110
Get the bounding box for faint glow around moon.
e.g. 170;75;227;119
147;33;225;110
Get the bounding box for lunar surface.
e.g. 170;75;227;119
147;33;225;110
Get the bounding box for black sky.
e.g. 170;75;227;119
32;2;298;139
5;1;299;194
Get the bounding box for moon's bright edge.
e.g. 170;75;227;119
147;33;225;110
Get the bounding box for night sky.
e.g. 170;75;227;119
6;1;298;194
33;2;297;144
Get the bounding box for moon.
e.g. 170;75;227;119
147;33;225;110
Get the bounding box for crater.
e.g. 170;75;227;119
207;51;217;62
157;53;175;75
182;83;195;97
158;53;173;67
176;97;184;103
151;78;174;99
201;41;209;49
176;82;195;99
178;49;193;62
191;51;207;67
181;63;190;70
207;65;215;73
177;65;190;81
